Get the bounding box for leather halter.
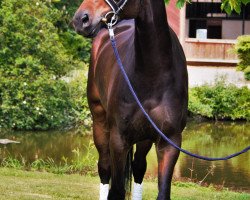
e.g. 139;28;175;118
104;0;128;14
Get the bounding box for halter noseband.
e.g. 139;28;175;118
104;0;128;14
102;0;128;27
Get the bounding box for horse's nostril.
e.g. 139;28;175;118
81;14;89;24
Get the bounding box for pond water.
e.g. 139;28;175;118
0;121;249;192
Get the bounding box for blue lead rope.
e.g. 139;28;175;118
108;28;250;161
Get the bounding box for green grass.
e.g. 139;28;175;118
0;168;249;200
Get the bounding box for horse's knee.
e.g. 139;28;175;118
156;134;182;199
132;141;152;183
98;159;111;184
132;155;147;183
97;146;111;184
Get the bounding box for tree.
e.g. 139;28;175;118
166;0;250;14
235;36;250;80
0;0;86;130
52;0;91;63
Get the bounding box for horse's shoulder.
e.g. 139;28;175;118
92;20;135;61
115;19;135;38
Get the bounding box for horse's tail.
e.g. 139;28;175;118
125;146;133;199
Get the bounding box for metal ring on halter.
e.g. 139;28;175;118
102;11;118;28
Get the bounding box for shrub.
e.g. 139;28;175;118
235;35;250;80
53;0;83;18
0;0;89;130
68;70;92;132
59;29;91;63
189;80;250;121
51;0;91;63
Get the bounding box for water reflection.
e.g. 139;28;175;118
0;128;93;163
146;121;250;192
0;121;249;192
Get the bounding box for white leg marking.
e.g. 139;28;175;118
132;182;143;200
99;183;109;200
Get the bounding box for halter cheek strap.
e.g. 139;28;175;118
104;0;128;14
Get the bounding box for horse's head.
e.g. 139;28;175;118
72;0;141;38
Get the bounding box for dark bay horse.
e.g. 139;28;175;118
73;0;188;199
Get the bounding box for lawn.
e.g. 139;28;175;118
0;168;249;200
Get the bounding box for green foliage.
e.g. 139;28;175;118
51;0;91;63
0;0;91;130
53;0;83;18
1;157;25;169
71;141;97;175
30;157;74;174
164;0;189;9
59;29;91;64
235;35;250;80
189;79;250;120
164;0;250;14
68;70;92;132
188;89;213;118
221;0;250;14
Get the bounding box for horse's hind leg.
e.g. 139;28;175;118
156;133;181;200
92;116;111;200
132;140;153;200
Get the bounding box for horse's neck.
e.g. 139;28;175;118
134;0;172;73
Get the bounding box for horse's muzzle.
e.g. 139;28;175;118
73;11;93;37
73;11;103;38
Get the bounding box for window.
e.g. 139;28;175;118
186;1;250;39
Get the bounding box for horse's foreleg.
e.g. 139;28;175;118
132;140;153;200
93;119;111;200
156;133;182;200
108;127;129;200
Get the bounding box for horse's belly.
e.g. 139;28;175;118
113;95;187;144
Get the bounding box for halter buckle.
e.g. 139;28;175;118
102;11;118;28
